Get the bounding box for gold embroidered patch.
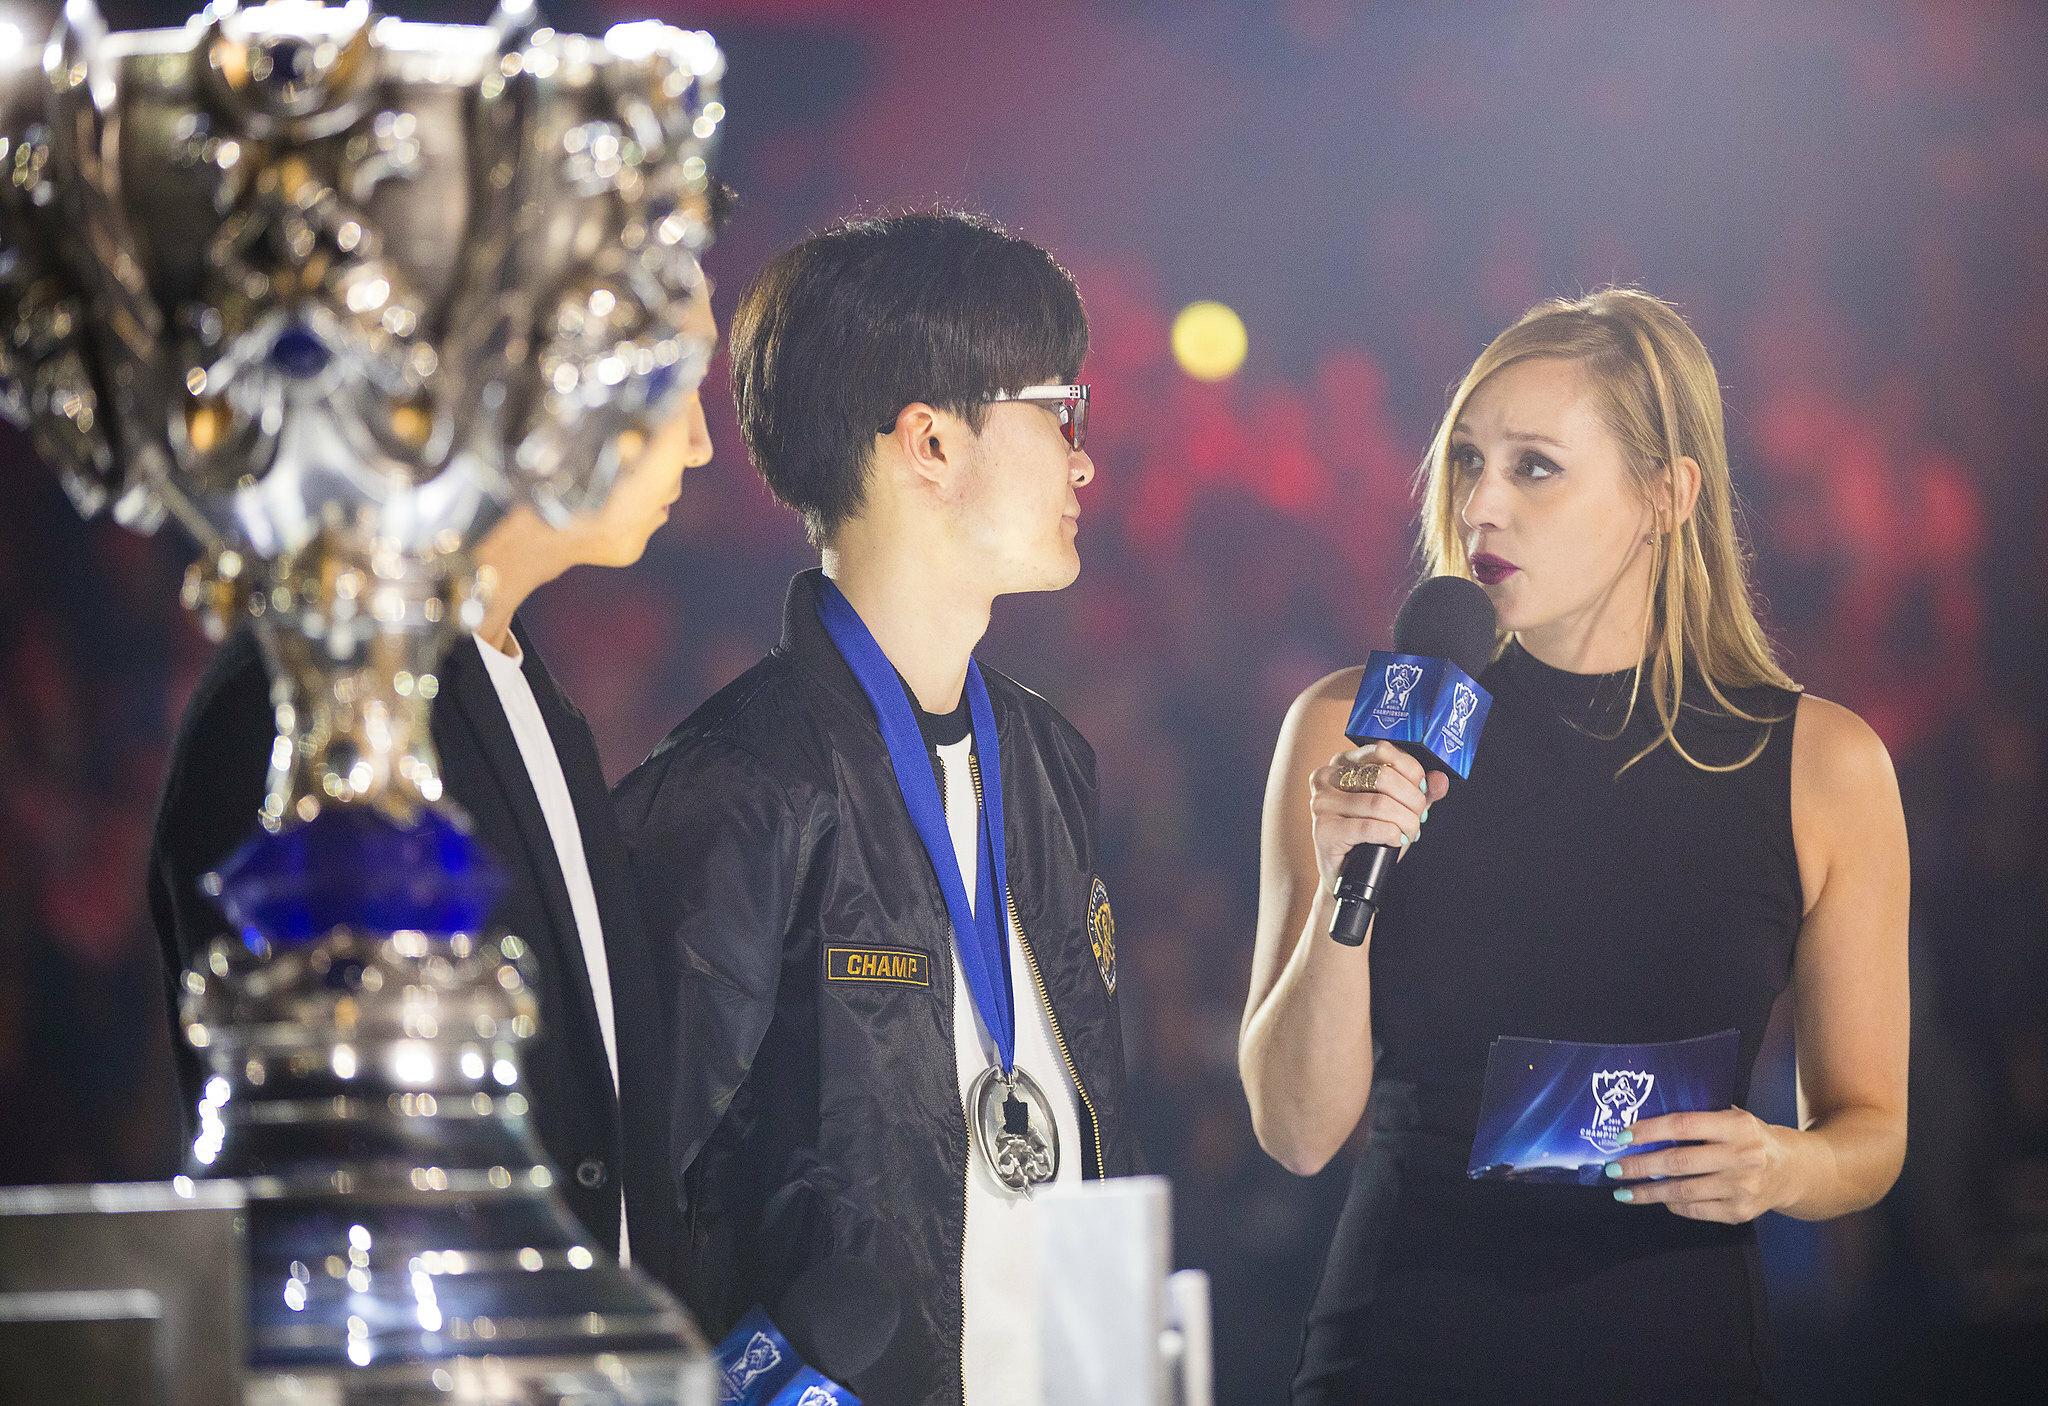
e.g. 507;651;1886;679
1088;876;1116;995
824;945;931;988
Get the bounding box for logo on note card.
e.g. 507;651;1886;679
1579;1070;1656;1155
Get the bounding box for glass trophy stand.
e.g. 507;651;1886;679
191;807;713;1405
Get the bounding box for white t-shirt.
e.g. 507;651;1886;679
475;631;629;1266
934;735;1084;1406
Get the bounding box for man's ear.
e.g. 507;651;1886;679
881;402;965;492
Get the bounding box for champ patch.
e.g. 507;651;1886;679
824;945;931;988
1087;876;1117;995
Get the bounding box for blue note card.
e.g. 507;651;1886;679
1466;1029;1740;1185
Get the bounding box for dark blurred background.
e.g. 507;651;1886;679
3;0;2045;1400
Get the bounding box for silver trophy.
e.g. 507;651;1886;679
0;1;725;1400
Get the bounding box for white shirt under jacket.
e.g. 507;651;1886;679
475;630;629;1266
934;735;1085;1406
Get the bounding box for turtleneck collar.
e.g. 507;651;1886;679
1495;638;1652;730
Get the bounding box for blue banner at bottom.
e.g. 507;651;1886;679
1467;1029;1740;1185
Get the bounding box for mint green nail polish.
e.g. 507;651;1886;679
1604;1162;1623;1179
1613;1188;1634;1203
1615;1130;1633;1147
1422;808;1431;823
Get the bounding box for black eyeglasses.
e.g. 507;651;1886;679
876;383;1091;452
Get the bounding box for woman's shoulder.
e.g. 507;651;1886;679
1786;693;1907;911
1269;668;1366;776
1791;693;1898;801
1680;669;1801;724
1285;666;1365;737
1660;672;1802;766
1296;665;1367;712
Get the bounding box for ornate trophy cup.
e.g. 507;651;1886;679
0;1;725;1400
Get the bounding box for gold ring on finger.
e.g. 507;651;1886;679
1334;761;1384;794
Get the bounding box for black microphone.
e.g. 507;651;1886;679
1328;576;1498;946
774;1255;902;1385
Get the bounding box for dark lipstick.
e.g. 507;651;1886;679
1471;553;1518;586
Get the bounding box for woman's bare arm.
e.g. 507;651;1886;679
1610;693;1910;1221
1239;669;1442;1176
1773;693;1911;1216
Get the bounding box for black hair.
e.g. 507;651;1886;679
728;208;1088;545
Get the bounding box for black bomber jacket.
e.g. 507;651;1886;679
612;569;1138;1406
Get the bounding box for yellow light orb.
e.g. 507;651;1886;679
1171;300;1248;382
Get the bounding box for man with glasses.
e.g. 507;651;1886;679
614;210;1136;1404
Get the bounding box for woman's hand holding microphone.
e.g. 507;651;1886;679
1306;741;1446;894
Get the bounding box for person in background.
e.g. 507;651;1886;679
1240;288;1910;1403
148;288;721;1285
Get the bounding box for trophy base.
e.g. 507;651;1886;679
183;922;712;1406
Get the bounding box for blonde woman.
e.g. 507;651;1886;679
1240;290;1909;1403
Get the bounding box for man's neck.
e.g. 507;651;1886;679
473;512;573;653
822;539;992;715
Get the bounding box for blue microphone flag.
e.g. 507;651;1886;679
766;1368;859;1406
1345;651;1493;779
714;1307;861;1406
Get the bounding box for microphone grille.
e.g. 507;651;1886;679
1392;575;1499;679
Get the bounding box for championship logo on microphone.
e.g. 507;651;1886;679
1088;876;1117;995
1370;663;1425;730
723;1331;782;1401
1580;1070;1656;1155
794;1388;836;1406
1439;680;1480;757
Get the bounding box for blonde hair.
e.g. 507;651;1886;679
1416;287;1796;772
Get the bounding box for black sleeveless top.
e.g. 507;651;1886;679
1295;642;1804;1406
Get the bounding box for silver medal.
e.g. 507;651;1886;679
968;1064;1060;1192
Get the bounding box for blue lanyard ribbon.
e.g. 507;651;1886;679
816;580;1016;1074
